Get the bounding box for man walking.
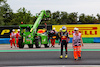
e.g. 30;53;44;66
60;26;70;59
72;27;84;60
16;29;21;47
10;29;16;48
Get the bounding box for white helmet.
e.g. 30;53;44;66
53;28;55;30
60;28;62;31
12;29;15;31
74;27;79;31
18;29;20;31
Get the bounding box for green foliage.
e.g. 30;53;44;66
0;0;12;25
8;7;36;25
79;14;98;24
0;0;100;25
96;14;100;23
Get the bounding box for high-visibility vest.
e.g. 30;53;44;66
73;33;81;46
10;32;16;38
16;32;20;38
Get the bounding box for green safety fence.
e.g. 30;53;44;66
15;38;94;44
0;37;96;44
82;38;94;43
54;38;94;43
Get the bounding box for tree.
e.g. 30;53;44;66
0;0;6;25
96;14;100;23
79;14;86;23
1;1;100;25
79;14;97;24
68;12;78;24
51;11;60;24
0;0;12;25
9;7;34;25
60;12;69;24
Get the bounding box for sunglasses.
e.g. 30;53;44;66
74;30;78;31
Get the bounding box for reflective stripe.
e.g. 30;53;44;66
74;47;77;51
74;48;76;49
73;46;81;51
78;46;81;51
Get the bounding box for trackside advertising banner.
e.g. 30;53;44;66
52;24;100;37
0;25;52;38
0;26;19;38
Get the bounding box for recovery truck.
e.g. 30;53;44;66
18;10;50;48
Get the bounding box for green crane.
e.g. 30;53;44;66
18;10;50;48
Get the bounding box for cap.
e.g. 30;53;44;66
18;29;20;31
12;29;15;31
53;28;55;30
74;27;79;31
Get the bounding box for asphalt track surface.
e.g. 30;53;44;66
0;51;100;66
0;43;100;66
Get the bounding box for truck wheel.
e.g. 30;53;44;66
28;44;33;48
18;39;24;48
35;37;41;48
44;44;49;48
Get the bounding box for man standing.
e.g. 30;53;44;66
16;29;20;47
72;27;84;60
60;26;70;59
10;29;16;48
50;28;57;47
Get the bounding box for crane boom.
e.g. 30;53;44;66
30;10;49;32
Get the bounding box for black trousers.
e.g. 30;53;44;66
61;40;68;55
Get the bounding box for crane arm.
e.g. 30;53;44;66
30;10;49;32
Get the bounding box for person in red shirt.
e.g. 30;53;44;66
16;29;21;47
10;29;16;48
50;28;57;47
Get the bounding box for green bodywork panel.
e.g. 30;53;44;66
37;33;48;44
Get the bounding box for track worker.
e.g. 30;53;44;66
72;27;84;60
50;28;57;47
10;29;16;48
60;26;70;59
16;29;21;47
